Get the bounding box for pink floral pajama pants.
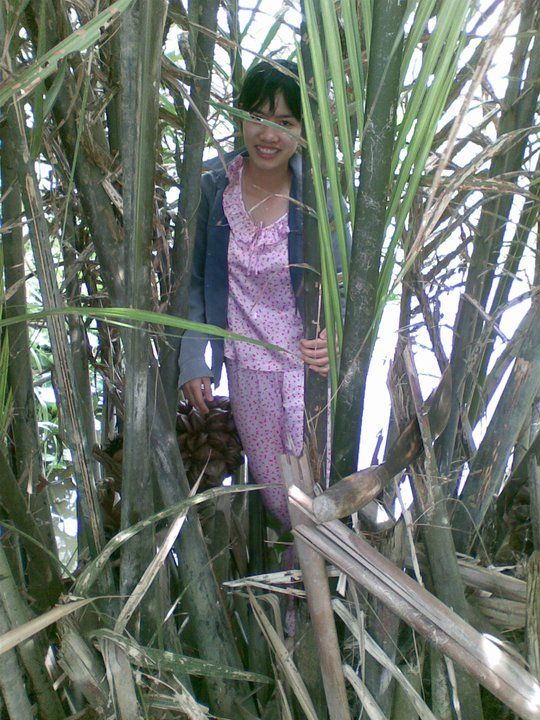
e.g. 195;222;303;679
226;359;304;532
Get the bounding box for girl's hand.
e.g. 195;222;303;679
299;328;329;377
183;377;213;414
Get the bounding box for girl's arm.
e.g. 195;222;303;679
178;173;215;391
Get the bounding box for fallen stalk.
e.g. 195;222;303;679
313;367;452;521
290;490;540;720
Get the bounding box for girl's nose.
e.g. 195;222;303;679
259;121;279;141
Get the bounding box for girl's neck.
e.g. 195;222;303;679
243;157;291;195
241;158;291;227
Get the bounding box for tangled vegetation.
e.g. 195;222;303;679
0;0;539;718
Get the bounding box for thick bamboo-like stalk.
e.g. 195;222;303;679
527;552;540;680
430;648;452;720
281;453;351;720
456;559;526;602
246;488;273;706
332;0;406;479
472;597;525;630
390;663;424;720
0;1;63;612
0;117;57;556
403;346;483;720
529;399;540;552
118;0;166;611
0;447;62;607
4;99;111;577
454;302;540;550
0;543;65;720
0;601;35;720
300;0;329;473
290;496;540;720
314;365;451;521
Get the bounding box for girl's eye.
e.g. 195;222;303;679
280;120;291;127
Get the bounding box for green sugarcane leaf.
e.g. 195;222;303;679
42;58;68;117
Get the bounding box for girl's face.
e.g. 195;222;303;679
242;92;301;175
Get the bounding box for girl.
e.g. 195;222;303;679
178;59;330;540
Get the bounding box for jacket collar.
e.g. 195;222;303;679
205;149;303;212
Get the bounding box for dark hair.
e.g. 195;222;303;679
237;59;301;121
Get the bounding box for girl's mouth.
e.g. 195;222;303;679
256;146;279;157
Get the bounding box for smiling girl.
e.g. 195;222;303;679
178;59;329;545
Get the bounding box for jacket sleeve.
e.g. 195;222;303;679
177;173;215;387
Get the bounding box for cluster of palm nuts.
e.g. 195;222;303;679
176;396;243;485
93;397;243;534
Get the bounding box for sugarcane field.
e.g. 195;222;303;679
0;1;539;718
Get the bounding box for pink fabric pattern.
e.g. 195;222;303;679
227;361;302;637
226;361;303;529
223;156;303;372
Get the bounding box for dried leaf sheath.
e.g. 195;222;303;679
314;366;451;521
289;488;540;720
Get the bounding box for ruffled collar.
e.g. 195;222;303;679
226;153;244;186
223;156;289;274
224;156;289;240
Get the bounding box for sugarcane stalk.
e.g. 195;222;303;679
0;446;63;607
526;552;540;680
0;542;65;720
403;346;483;719
300;1;329;479
332;0;406;479
282;453;351;720
529;398;540;552
117;0;167;619
0;115;57;558
0;601;35;720
159;0;221;413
